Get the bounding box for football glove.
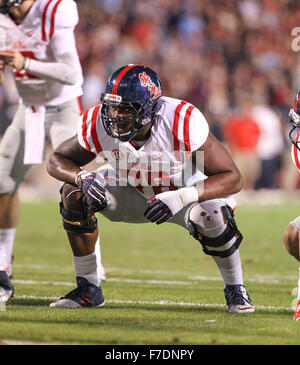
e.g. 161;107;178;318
144;187;199;224
76;171;107;212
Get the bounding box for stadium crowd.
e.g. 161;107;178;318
0;0;300;192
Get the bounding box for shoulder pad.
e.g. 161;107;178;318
41;0;78;42
77;105;103;154
168;98;209;152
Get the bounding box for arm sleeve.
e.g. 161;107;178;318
26;0;82;85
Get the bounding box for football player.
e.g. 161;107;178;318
0;0;106;302
47;64;255;313
283;91;300;320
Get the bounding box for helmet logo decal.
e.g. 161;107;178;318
139;72;162;98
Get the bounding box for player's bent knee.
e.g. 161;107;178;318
187;202;243;258
60;183;84;210
0;175;17;194
59;183;97;234
283;224;300;261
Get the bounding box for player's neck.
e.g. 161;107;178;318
133;124;153;142
9;0;34;21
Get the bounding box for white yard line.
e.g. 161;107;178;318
13;278;198;286
15;294;293;312
0;340;56;345
12;264;298;283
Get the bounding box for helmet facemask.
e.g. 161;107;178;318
289;108;300;151
101;93;155;142
101;65;163;142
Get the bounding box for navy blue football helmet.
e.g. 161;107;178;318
0;0;24;13
100;64;162;142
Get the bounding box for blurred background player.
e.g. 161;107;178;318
47;64;254;313
283;91;300;320
0;0;105;302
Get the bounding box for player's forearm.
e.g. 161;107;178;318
47;152;82;186
28;29;82;85
197;170;243;202
27;57;80;85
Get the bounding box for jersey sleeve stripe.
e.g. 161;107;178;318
90;105;103;153
112;64;136;94
41;0;53;41
183;105;195;151
49;0;63;39
294;91;300;114
81;109;91;151
172;100;187;151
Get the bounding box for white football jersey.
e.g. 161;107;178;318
77;96;209;199
0;0;83;106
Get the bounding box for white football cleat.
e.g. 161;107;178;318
50;277;105;308
50;298;82;308
224;284;255;313
0;271;14;302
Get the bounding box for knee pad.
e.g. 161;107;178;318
0;175;17;194
187;202;243;258
59;184;98;234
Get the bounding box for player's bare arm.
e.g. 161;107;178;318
47;135;97;186
195;131;243;202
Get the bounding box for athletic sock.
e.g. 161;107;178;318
0;228;16;273
73;251;98;287
213;249;244;286
95;235;106;282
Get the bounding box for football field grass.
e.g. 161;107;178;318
1;200;300;345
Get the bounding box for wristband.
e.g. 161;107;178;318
21;57;30;70
176;186;199;207
75;170;88;187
